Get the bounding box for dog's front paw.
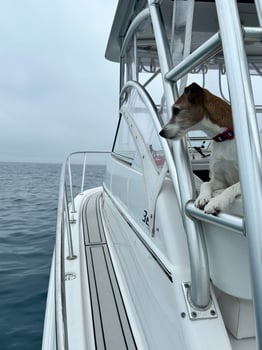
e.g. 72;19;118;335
203;196;226;214
194;194;211;210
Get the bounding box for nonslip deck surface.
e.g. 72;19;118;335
82;193;137;350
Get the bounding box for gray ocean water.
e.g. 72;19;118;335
0;162;105;350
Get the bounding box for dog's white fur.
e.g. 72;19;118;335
159;83;240;214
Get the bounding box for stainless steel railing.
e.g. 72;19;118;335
165;27;262;83
216;1;262;347
148;0;211;309
55;151;109;350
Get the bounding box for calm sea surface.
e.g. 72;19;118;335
0;162;105;350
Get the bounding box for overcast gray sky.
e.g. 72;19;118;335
0;0;119;163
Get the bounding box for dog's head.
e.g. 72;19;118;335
159;83;206;140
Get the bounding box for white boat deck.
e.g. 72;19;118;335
82;193;137;350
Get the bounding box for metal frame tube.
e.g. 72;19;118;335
254;0;262;26
67;158;76;213
81;153;87;193
148;1;176;108
166;26;262;84
64;187;77;260
55;162;68;350
215;1;262;347
186;201;244;235
120;8;150;92
143;68;160;88
244;26;262;40
148;0;210;308
119;44;125;92
166;32;221;82
120;8;150;58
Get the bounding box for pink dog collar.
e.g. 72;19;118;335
213;127;234;142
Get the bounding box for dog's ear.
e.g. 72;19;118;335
184;83;204;104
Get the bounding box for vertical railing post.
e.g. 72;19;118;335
148;0;210;308
64;186;77;261
81;153;87;193
215;1;262;348
67;157;76;213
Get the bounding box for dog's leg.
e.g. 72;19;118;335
204;182;241;214
194;182;213;209
194;176;225;209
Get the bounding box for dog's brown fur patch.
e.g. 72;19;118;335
202;89;232;127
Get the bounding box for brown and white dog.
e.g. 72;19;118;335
159;82;240;214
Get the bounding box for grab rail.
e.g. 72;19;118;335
166;27;262;83
166;32;222;83
186;201;245;235
55;151;109;350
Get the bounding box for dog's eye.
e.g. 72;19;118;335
172;106;180;116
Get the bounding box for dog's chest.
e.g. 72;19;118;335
211;140;236;159
210;140;239;184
